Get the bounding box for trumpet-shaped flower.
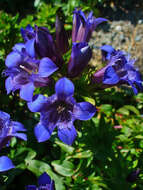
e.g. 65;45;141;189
72;9;107;42
0;110;27;172
21;25;64;67
68;42;92;78
93;48;143;94
28;77;96;145
4;43;58;101
26;172;54;190
55;15;69;55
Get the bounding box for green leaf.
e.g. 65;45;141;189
10;137;17;147
100;104;113;115
25;159;51;176
82;96;95;105
25;159;65;190
139;140;143;148
55;140;74;154
71;150;93;159
123;105;140;115
25;150;37;161
132;160;138;168
52;160;74;177
135;135;143;139
117;105;140;116
117;107;129;116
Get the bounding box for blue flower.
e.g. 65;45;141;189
100;45;116;61
4;43;58;101
21;25;64;67
55;15;69;55
72;9;107;42
28;77;96;145
0;110;27;172
68;42;92;78
21;24;35;42
93;49;143;94
26;172;54;190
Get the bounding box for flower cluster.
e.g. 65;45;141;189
93;45;143;94
1;9;143;190
0;110;27;172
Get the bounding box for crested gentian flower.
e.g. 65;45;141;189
55;15;69;55
28;77;96;145
72;9;107;42
100;45;116;61
26;172;54;190
93;48;143;94
0;110;27;172
4;43;58;101
68;42;92;78
21;25;64;67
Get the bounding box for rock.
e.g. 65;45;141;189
138;19;143;24
135;35;142;42
120;34;126;43
115;25;122;31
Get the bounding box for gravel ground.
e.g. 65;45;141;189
90;6;143;73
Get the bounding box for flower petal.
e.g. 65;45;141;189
38;57;58;77
12;133;27;141
21;24;35;42
5;51;22;68
25;39;35;58
34;123;55;142
58;123;77;145
11;121;26;131
103;66;120;84
94;18;108;28
12;43;25;52
55;15;69;54
27;94;48;112
5;76;13;94
73;102;96;120
127;80;138;95
38;172;51;186
101;45;115;61
25;185;37;190
0;110;10;121
0;156;15;172
68;42;92;78
55;77;74;99
20;82;35;101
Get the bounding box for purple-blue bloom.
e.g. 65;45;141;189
55;15;69;55
26;172;54;190
4;43;58;101
28;77;96;145
68;42;92;78
72;9;107;42
93;48;143;94
100;45;116;61
21;25;64;67
0;110;27;172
